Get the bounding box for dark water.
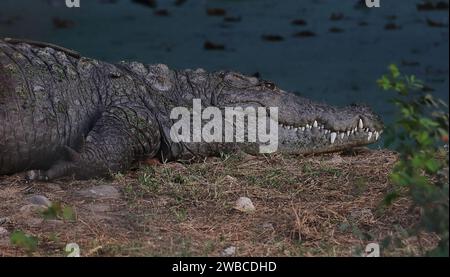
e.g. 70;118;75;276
1;0;448;145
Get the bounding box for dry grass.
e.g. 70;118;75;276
0;148;440;256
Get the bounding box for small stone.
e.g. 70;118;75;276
26;218;44;227
0;227;8;237
262;222;275;232
350;208;373;222
0;217;9;225
45;184;62;191
27;195;52;207
234;197;255;213
20;204;47;215
223;175;237;184
221;246;236;257
165;162;187;171
328;155;344;165
45;219;64;227
77;185;120;199
89;204;112;213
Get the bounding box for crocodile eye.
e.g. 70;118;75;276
264;81;276;90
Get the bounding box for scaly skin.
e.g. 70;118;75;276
0;38;383;180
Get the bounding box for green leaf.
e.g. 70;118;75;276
377;75;392;90
10;230;38;254
415;131;432;146
62;206;76;221
394;82;406;94
42;202;76;221
389;64;400;79
424;159;441;174
41;202;61;220
383;191;400;206
378;63;449;256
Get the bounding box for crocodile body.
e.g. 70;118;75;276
0;38;383;180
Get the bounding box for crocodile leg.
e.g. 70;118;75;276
26;106;161;180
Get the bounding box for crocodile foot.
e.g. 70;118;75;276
25;170;50;182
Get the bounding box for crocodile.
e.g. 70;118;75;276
0;38;383;180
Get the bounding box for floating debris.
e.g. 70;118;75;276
329;27;345;33
132;0;157;9
358;21;369;27
224;16;242;23
330;13;345;21
426;18;448;28
154;9;170;16
293;30;316;38
204;41;225;50
417;1;449;11
52;17;75;29
291;19;307;26
174;0;187;6
401;60;420;67
384;23;401;30
385;15;398;20
206;8;226;16
261;34;284;42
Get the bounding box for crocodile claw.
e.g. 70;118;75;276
25;170;49;182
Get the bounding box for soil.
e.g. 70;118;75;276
0;148;439;256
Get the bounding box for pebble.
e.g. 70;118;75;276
89;203;112;213
25;218;44;227
20;204;48;214
0;217;9;225
0;227;8;237
221;246;236;257
328;155;344;165
27;195;52;207
234;197;255;213
262;222;275;232
223;175;238;184
76;185;120;199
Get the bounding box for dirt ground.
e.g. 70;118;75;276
0;148;440;257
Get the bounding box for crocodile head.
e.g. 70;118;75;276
215;72;384;155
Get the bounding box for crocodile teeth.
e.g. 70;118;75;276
301;127;305;131
346;130;350;136
330;132;337;144
359;119;363;129
294;127;298;131
375;131;379;140
368;132;373;141
340;133;345;139
313;121;318;128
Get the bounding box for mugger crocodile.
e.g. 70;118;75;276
0;38;383;180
